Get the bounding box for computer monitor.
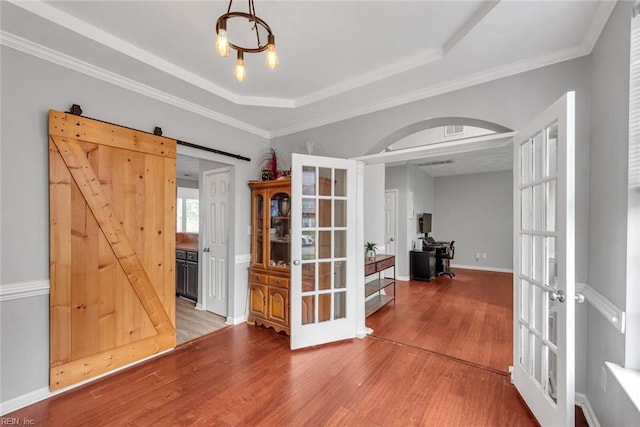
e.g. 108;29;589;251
419;213;432;234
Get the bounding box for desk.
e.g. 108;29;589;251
410;250;436;281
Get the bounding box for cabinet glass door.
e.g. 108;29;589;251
253;193;264;266
269;191;291;269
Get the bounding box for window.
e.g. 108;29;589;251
177;187;199;233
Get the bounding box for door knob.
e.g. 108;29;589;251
203;247;210;252
293;259;301;265
549;290;566;303
575;292;585;303
390;237;395;242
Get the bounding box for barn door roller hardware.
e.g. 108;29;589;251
62;104;251;162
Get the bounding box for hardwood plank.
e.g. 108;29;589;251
175;298;227;345
163;157;176;327
366;268;513;373
48;110;176;158
49;141;72;367
6;325;538;426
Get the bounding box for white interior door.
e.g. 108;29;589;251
384;190;397;255
290;153;358;349
513;92;575;426
202;169;229;317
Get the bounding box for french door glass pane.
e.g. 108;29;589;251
318;231;331;259
522;187;532;230
520;325;530;371
303;166;316;195
302;263;315;292
319;199;331;227
546;180;557;231
534;183;545;231
521;142;532;184
302;231;316;260
318;262;331;290
548;349;558;403
546;123;558;178
533;334;543;386
521;234;531;278
319;167;332;196
334;230;347;258
548;297;559;346
532;285;543;333
302;295;314;324
335;261;346;289
335;291;346;319
533;131;544;181
302;199;316;227
319;293;331;322
335;169;347;197
533;235;544;283
334;200;347;227
521;279;530;323
546;236;558;288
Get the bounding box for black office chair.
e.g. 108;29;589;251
438;241;455;278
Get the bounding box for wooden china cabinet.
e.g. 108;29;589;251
248;178;292;334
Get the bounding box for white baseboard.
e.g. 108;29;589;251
576;392;601;427
451;264;513;273
0;348;173;416
396;275;410;281
226;315;246;325
356;326;373;339
0;280;50;302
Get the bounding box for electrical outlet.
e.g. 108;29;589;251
247;225;252;236
601;365;607;392
475;252;480;261
482;253;487;259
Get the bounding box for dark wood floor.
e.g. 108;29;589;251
367;268;513;373
8;277;540;427
8;325;537;426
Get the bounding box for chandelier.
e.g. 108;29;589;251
215;0;278;82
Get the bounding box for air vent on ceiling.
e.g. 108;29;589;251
416;160;454;167
444;125;464;137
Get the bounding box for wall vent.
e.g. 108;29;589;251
415;160;454;167
444;125;464;136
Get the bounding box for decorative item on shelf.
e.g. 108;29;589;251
365;242;378;260
214;0;278;82
278;197;290;217
260;148;278;181
276;169;291;179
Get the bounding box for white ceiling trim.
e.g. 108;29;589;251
0;30;271;139
353;131;517;165
271;43;593;138
7;0;294;109
6;0;500;110
295;48;444;108
442;0;500;55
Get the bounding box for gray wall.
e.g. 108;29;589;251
363;163;386;253
383;164;435;277
433;170;513;270
0;46;269;403
586;1;635;423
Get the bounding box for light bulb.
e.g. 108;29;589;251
265;34;278;70
216;20;229;57
234;51;246;82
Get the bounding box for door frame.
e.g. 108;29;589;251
200;166;231;318
176;146;235;325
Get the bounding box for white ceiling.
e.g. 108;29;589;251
1;0;614;142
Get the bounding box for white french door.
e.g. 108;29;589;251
513;92;575;426
290;154;358;350
202;169;229;317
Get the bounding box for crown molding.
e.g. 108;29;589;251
271;42;593;138
0;31;271;139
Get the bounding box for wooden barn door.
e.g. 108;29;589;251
48;110;176;390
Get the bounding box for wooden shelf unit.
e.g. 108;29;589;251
247;178;292;334
364;254;396;317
